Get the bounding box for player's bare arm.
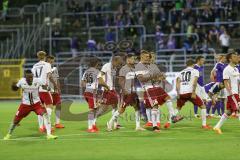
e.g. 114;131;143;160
176;77;181;98
224;79;232;95
191;76;198;99
97;74;110;91
118;76;127;95
210;68;216;82
11;82;19;91
48;72;59;93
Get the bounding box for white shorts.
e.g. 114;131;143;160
196;85;208;101
218;88;227;99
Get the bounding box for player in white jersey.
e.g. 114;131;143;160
135;50;183;132
3;70;57;140
32;51;59;133
107;53;145;131
214;51;240;134
81;58;108;133
97;55;123;131
176;59;212;129
46;56;64;129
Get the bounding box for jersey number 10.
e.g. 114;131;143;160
181;71;191;82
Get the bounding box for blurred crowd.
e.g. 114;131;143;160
58;0;240;55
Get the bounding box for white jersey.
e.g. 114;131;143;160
82;67;100;93
49;67;59;92
98;62;116;90
16;78;43;105
32;61;51;92
119;64;136;94
134;62;160;89
177;67;199;94
223;65;239;96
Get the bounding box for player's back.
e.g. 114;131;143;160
178;67;199;94
82;67;100;92
32;61;51;84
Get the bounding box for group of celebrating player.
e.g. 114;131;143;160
3;48;240;140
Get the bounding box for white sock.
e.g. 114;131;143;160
88;119;93;129
157;109;160;123
112;108;119;125
55;109;61;124
88;111;94;129
201;109;207;126
93;118;97;125
166;100;174;123
38;115;44;128
109;110;120;127
135;110;140;128
174;109;179;115
151;108;158;127
215;113;228;129
146;108;152;122
46;108;52;127
43;114;51;135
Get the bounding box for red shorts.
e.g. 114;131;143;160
144;87;169;108
14;102;46;122
39;92;53;105
177;93;203;109
122;93;138;108
226;94;240;112
102;90;118;105
84;92;95;109
51;93;61;105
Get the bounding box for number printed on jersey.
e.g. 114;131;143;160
34;66;43;78
181;71;191;84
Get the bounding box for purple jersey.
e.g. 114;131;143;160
214;62;227;82
194;64;204;86
204;82;222;94
236;64;240;73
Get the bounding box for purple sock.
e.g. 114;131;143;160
219;100;225;115
216;101;221;115
206;102;212;115
212;102;217;114
194;105;198;114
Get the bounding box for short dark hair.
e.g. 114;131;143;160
46;55;55;60
25;70;33;76
186;59;194;66
195;56;204;63
226;49;237;63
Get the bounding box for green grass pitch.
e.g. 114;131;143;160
0;100;240;160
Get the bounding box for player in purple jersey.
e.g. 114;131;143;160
211;55;227;117
204;82;225;117
193;56;205;118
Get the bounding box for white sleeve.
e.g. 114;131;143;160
194;70;200;78
223;68;229;80
16;79;23;88
45;63;52;74
101;64;108;73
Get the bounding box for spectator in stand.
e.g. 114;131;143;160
157;7;167;30
87;39;97;51
155;25;165;50
52;25;61;52
167;27;176;49
219;29;230;53
84;0;92;12
105;28;115;42
208;26;219;44
71;36;79;57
